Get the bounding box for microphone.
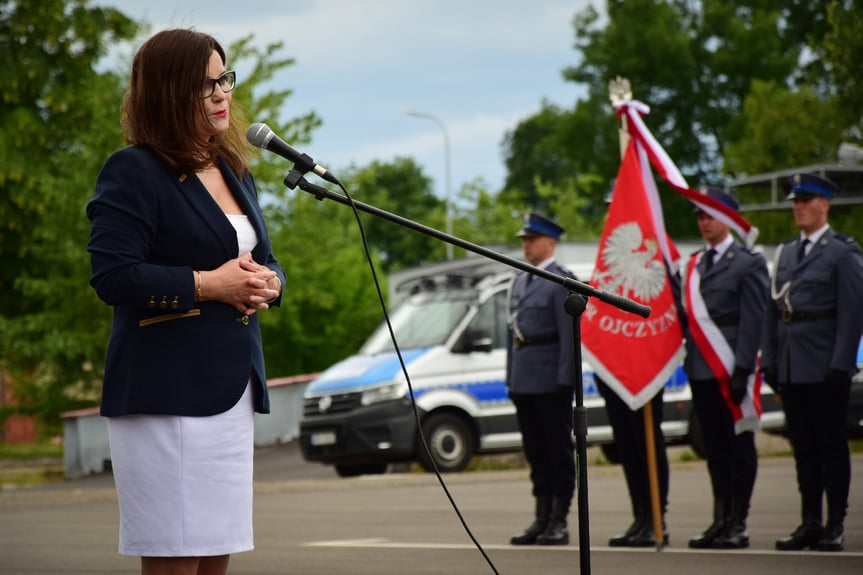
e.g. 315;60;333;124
246;122;339;185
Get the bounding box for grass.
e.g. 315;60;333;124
0;442;63;460
0;442;65;489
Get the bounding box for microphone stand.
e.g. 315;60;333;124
284;167;650;575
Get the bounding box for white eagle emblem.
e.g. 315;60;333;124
594;222;666;301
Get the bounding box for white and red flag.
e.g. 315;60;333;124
586;99;761;418
582;137;685;410
617;101;759;248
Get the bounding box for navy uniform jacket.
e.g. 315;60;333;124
762;230;863;384
506;261;575;395
683;242;769;379
87;146;286;417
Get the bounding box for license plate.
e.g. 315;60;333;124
310;431;337;446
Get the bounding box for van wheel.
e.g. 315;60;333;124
417;413;475;473
688;410;707;459
334;463;388;477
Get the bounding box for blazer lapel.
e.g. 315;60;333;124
221;161;266;246
176;168;238;259
709;243;737;276
795;236;824;271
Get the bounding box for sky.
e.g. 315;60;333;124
95;0;597;203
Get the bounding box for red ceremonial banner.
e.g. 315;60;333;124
582;141;685;410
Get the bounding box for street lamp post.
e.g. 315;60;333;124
404;108;453;260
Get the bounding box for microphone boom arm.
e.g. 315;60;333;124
290;173;651;319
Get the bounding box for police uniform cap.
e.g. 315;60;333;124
694;186;739;212
786;173;838;200
516;212;565;240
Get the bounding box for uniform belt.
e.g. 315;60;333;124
781;308;836;323
710;313;739;327
513;334;559;349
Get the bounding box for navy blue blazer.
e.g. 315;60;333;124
87;146;285;417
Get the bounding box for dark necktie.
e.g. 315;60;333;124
705;248;716;271
797;238;810;263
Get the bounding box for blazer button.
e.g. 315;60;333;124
160;296;168;309
171;296;179;310
237;315;250;326
148;296;156;309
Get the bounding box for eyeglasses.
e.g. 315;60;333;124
200;71;236;98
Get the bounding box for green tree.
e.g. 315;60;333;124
259;190;385;376
502;0;845;239
0;3;332;434
452;177;524;248
819;1;863;137
724;80;844;177
336;158;446;271
0;0;138;434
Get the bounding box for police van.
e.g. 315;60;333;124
297;242;825;477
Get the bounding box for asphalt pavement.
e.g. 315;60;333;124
1;440;862;574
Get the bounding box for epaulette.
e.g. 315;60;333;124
832;231;855;244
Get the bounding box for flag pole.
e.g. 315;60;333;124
608;77;665;552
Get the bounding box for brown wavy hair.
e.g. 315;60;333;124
121;28;250;177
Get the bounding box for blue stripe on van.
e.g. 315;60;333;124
309;352;696;401
407;366;688;405
410;379;511;403
307;348;431;393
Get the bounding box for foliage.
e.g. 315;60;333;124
336;158;446;271
0;2;358;433
0;0;447;436
724;80;844;176
0;441;63;460
452;178;524;248
0;0;138;437
259;190;386;377
501;0;859;240
813;0;863;138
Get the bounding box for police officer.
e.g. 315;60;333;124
507;212;576;546
681;188;769;550
762;173;863;552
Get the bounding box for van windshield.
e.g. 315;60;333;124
360;290;475;354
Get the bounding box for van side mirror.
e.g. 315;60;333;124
453;328;494;354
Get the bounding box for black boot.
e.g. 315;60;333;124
627;515;668;548
816;496;847;551
609;499;648;547
776;497;823;551
713;498;749;549
815;522;844;552
688;497;728;549
776;521;823;551
510;495;552;545
536;496;571;545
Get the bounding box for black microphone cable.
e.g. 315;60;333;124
316;176;501;575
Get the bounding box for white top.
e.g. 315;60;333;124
226;214;258;255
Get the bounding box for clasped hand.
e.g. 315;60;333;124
204;253;281;315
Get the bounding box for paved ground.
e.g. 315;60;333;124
1;440;862;574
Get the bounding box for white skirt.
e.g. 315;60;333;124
107;383;255;557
